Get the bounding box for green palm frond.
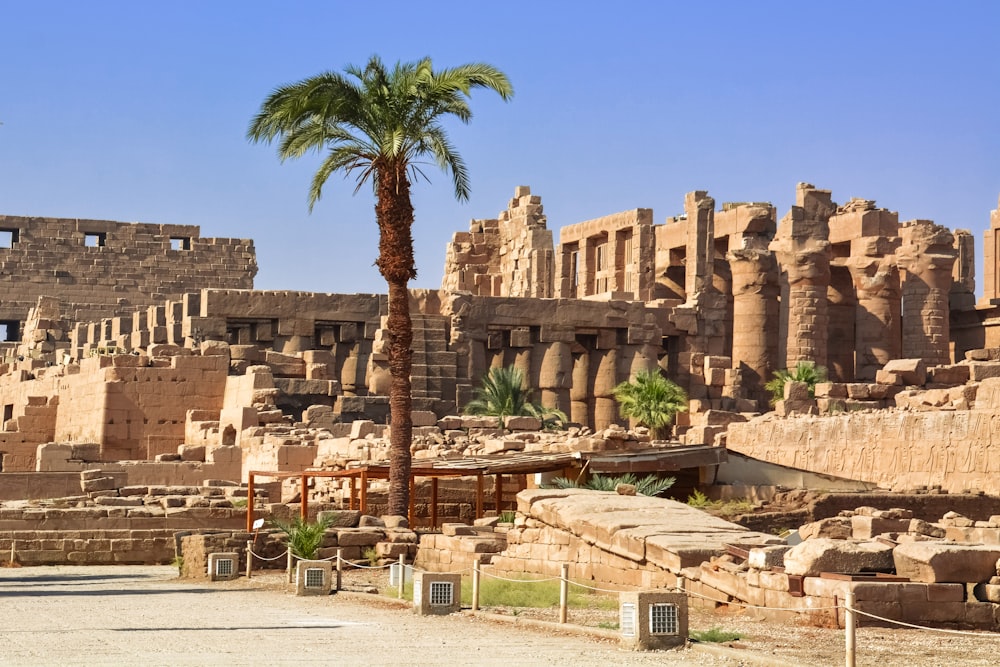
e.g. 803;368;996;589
270;515;334;560
764;361;828;404
612;369;687;439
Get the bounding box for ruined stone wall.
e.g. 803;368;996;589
726;379;1000;494
555;208;654;301
0;215;256;332
441;186;554;298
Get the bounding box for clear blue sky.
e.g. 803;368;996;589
2;1;998;295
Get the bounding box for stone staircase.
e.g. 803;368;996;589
409;314;457;414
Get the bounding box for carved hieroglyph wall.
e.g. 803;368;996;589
726;378;1000;495
0;215;257;332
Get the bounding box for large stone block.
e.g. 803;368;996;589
881;359;927;386
783;539;895;577
893;542;1000;583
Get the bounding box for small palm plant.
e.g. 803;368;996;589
271;515;334;560
764;361;828;405
612;369;688;440
550;472;676;497
464;366;567;429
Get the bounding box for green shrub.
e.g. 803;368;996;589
690;627;741;643
270;515;334;560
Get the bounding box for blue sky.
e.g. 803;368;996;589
2;1;998;295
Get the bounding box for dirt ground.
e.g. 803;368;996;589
2;564;997;667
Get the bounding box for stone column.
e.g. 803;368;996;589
535;341;571;414
769;184;835;369
848;256;901;380
590;348;618;431
898;221;957;366
570;350;590;427
727;248;779;401
684;191;715;297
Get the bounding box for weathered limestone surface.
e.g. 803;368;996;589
893;541;1000;583
0;215;255;327
488;489;779;586
782;538;894;576
725;395;1000;495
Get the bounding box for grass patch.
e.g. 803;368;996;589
386;575;617;611
687;491;756;518
690;627;741;643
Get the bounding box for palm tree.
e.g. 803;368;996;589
764;361;828;405
464;365;567;429
248;57;513;515
612;369;688;440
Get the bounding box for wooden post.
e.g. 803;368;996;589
286;548;294;584
336;548;343;592
845;588;856;667
349;476;357;510
430;478;439;529
398;553;406;599
245;541;253;579
360;470;369;515
493;474;503;514
472;557;481;611
245;474;255;533
559;563;569;624
475;474;484;520
300;473;308;521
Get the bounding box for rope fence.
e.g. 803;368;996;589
237;541;1000;665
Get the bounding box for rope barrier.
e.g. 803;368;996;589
672;585;843;612
566;580;625;595
478;570;562;584
247;548;288;561
849;606;1000;637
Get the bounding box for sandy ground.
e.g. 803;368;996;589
1;565;998;666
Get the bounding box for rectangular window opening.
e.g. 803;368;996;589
170;237;191;251
215;558;234;577
85;232;107;248
621;602;636;637
0;229;19;248
0;320;20;342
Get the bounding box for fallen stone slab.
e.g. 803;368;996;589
893;541;1000;583
783;538;894;576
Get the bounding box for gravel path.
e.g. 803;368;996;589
3;565;998;666
0;566;735;667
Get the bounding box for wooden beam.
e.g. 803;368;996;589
430;477;439;529
349;476;357;511
300;474;308;521
246;473;255;533
494;474;503;514
360;470;368;516
476;473;484;520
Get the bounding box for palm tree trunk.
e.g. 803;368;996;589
376;165;416;518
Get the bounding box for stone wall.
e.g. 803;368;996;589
0;215;256;333
726;379;1000;494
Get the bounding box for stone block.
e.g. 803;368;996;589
882;359;927;386
783;539;895;577
893;542;1000;583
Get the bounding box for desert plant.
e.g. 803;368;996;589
612;369;687;439
362;546;380;567
271;515;334;560
464;365;567;429
248;56;512;517
550;472;675;497
690;627;741;643
686;489;714;508
764;361;828;405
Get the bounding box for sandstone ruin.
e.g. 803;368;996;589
5;185;1000;630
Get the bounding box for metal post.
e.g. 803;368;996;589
336;548;343;592
472;557;481;611
398;553;406;599
245;540;253;579
559;563;569;624
845;588;856;667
